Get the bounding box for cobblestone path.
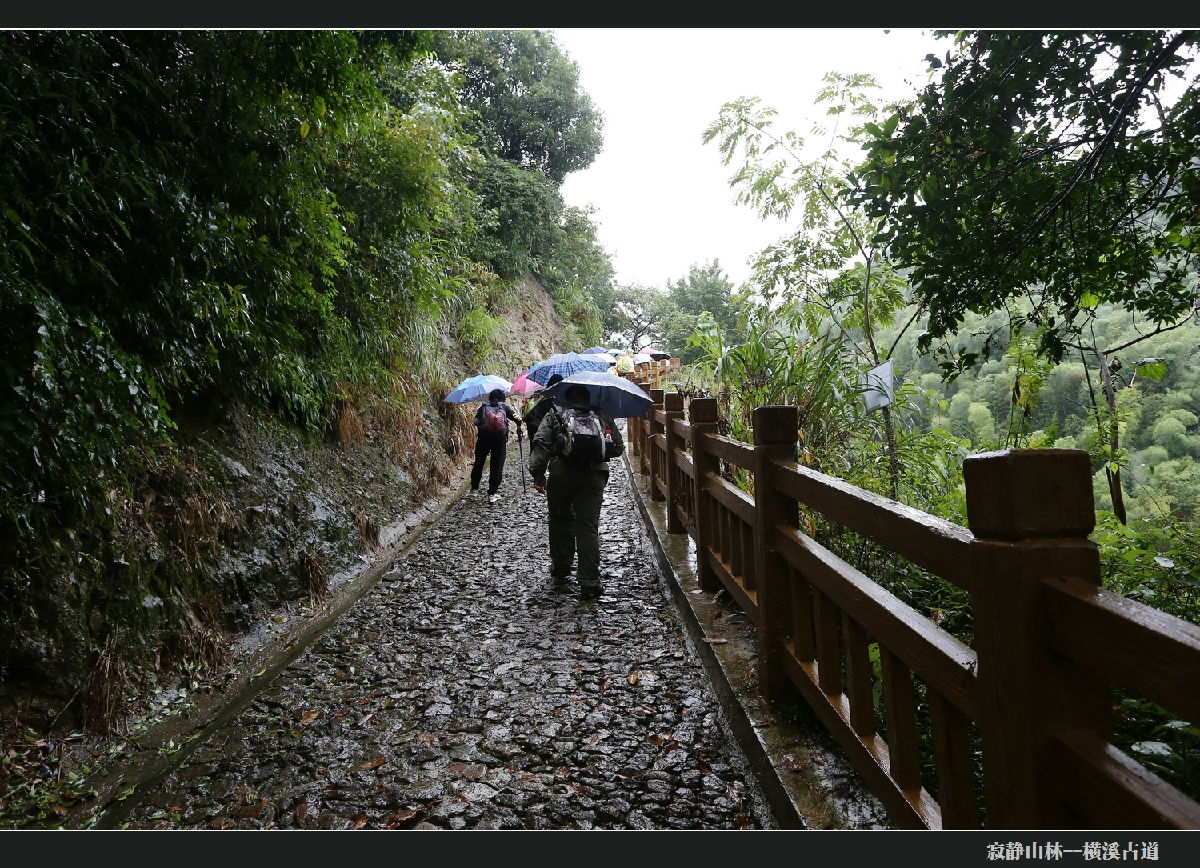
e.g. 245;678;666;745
121;442;774;830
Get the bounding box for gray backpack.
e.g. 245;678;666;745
557;407;606;466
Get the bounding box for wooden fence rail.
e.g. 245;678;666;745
624;387;1200;830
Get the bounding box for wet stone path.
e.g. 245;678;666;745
123;440;774;830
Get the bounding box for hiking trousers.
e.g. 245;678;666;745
471;433;508;495
546;460;609;587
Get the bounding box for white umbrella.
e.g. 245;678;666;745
444;374;512;404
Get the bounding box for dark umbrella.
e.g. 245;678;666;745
542;370;654;418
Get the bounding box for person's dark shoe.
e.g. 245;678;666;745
579;585;602;601
550;567;571;581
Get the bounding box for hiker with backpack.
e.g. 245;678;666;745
472;388;524;504
528;383;624;601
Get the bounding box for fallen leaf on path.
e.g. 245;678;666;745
381;807;421;829
358;755;387;770
299;710;322;725
448;762;486;780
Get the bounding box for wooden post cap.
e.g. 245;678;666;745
689;397;718;423
963;449;1095;539
752;405;798;445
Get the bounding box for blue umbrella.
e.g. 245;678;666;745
526;352;610;387
581;346;609;355
444;374;513;404
542;370;654;418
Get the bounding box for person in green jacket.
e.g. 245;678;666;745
528;384;624;601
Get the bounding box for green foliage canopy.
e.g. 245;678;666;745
431;30;603;185
0;31;480;547
849;30;1200;364
662;261;743;363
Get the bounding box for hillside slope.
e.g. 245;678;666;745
0;275;568;743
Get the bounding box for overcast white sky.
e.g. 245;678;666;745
553;28;947;291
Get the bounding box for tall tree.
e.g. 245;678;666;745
850;30;1200;519
850;30;1200;362
705;76;918;498
431;30;603;185
605;285;671;351
0;30;479;548
430;29;611;314
662;261;743;363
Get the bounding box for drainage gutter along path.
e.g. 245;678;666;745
109;438;777;830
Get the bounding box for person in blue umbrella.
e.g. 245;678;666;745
472;388;524;504
528;383;624;601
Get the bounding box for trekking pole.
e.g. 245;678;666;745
517;427;527;493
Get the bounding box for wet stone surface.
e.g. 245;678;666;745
123;447;774;830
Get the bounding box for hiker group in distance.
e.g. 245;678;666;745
449;348;667;603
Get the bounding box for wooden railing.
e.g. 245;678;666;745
625;389;1200;830
621;359;679;479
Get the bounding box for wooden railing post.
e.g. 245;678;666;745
624;372;644;472
648;388;665;501
663;392;685;534
689;397;721;593
967;449;1108;829
636;380;653;476
752;405;799;700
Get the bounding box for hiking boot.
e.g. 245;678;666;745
579;585;602;601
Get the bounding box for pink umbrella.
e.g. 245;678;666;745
639;346;671;361
510;368;544;396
